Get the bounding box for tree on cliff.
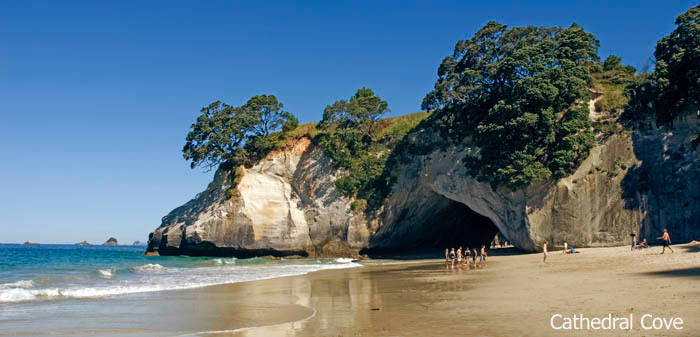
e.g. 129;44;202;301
317;88;391;201
626;5;700;147
183;95;298;169
422;21;598;190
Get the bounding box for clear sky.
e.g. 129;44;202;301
0;0;695;244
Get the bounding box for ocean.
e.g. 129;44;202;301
0;244;362;335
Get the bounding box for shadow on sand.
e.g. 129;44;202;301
642;267;700;279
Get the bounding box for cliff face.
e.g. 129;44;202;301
146;111;699;256
146;138;373;257
623;109;700;244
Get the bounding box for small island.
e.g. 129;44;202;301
23;241;40;245
102;237;118;246
75;241;91;246
132;241;145;246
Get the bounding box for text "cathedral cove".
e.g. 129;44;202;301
550;313;684;330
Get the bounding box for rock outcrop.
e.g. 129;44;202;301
146;138;372;257
103;237;118;246
146;109;699;256
75;241;91;246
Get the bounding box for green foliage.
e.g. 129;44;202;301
224;166;245;200
424;21;599;190
350;199;368;213
316;88;426;210
183;95;298;169
594;90;627;113
626;5;700;126
602;55;622;71
317;88;390;204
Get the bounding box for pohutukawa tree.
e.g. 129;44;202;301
626;5;700;148
317;87;391;201
183;94;298;169
423;21;598;190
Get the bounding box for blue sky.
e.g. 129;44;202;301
0;0;695;244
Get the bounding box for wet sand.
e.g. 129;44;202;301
3;244;698;336
204;244;700;337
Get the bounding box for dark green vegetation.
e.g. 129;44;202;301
422;21;598;190
182;5;699;209
183;94;298;170
591;55;637;113
625;5;700;147
312;88;428;209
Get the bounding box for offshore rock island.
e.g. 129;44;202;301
147;17;699;258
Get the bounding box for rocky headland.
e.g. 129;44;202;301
146;108;698;257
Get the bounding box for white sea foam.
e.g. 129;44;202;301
132;263;166;273
0;280;35;289
0;261;362;303
334;258;354;263
213;258;236;265
98;269;113;278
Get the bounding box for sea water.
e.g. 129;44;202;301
0;244;360;306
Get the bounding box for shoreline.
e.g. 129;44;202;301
1;244;698;336
190;243;699;337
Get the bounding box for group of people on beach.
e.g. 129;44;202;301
543;240;580;262
445;246;487;269
631;229;674;253
542;228;675;263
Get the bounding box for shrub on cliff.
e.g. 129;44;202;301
183;94;298;170
625;4;700;147
422;21;598;190
317;88;390;201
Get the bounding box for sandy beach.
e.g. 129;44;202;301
188;243;698;337
3;244;698;337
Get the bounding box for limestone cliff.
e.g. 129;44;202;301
146;110;698;256
146;138;373;257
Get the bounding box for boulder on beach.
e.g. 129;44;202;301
102;237;118;246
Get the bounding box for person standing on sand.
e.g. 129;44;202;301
631;231;637;251
449;248;456;266
543;241;548;263
471;248;477;265
445;248;449;265
657;229;674;254
456;247;463;265
563;242;568;254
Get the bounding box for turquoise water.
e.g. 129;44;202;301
0;244;359;303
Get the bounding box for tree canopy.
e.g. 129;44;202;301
183;94;297;169
317;88;393;206
627;5;700;128
423;21;599;190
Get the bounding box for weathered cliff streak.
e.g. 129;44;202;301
147;110;698;256
622;109;700;245
371;128;640;252
147;138;372;257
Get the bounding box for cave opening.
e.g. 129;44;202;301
421;199;500;249
362;196;500;257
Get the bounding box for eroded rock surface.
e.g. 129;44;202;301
147;110;698;256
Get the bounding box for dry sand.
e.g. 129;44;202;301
191;243;699;337
8;244;696;336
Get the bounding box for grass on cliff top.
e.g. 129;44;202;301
280;111;430;142
271;111;430;211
